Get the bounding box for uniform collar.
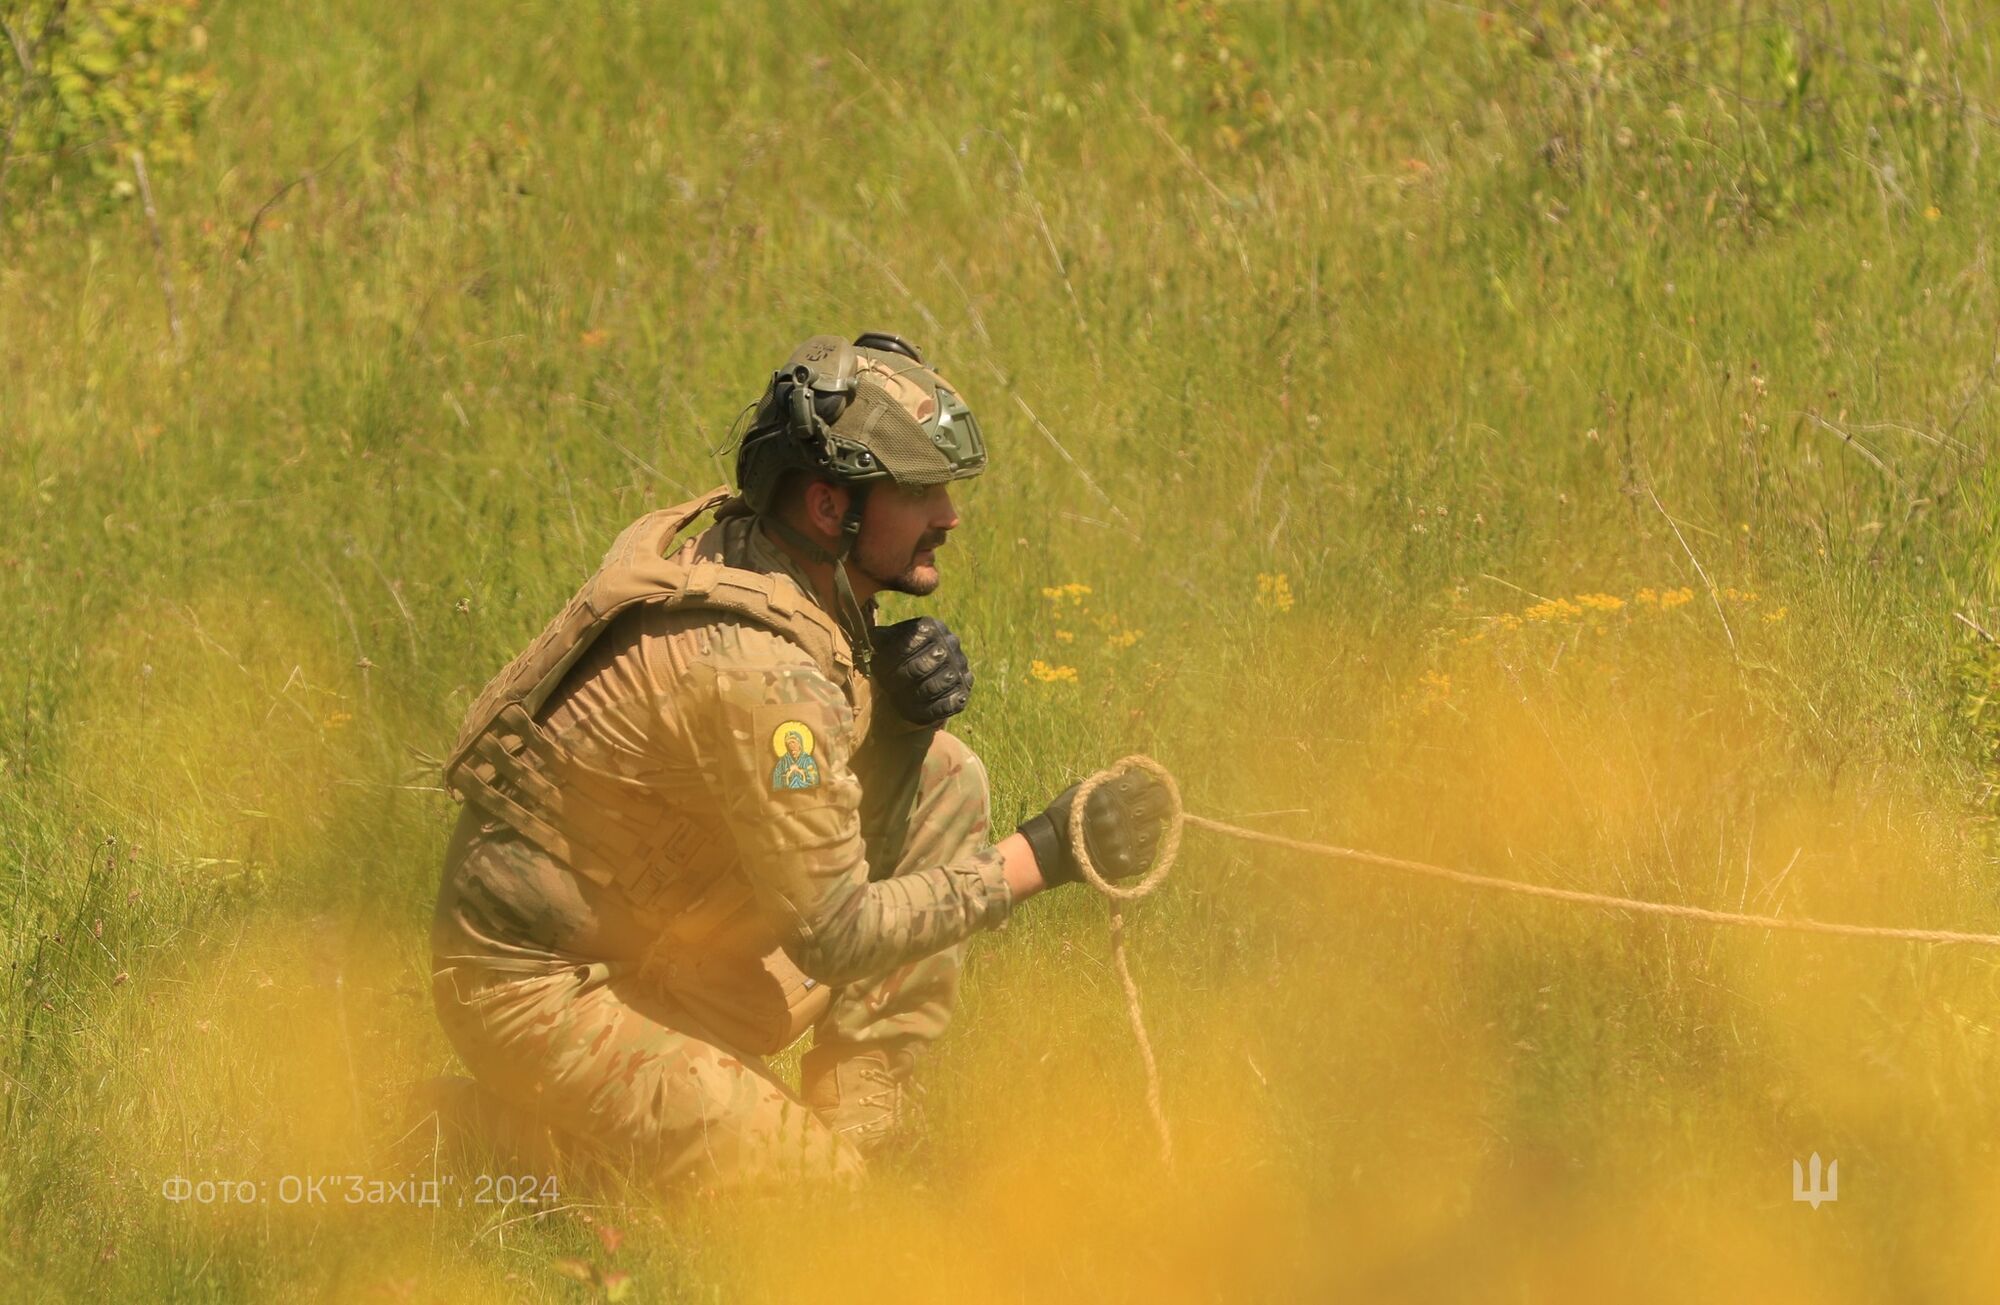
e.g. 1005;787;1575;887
734;516;878;638
743;516;821;599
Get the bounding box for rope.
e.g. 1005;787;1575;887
1069;755;1184;1168
1064;753;2000;1168
1178;816;2000;947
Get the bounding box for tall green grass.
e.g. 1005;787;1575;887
5;1;2000;1299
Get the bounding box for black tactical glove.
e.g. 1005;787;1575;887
872;616;973;727
1016;768;1172;887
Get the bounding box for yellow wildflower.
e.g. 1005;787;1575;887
1054;630;1075;644
322;711;354;730
1419;669;1452;699
1029;659;1078;684
1040;583;1094;606
1106;629;1143;650
1576;592;1625;613
1523;597;1583;622
1764;606;1787;623
1636;587;1659;606
1495;612;1523;631
1255;573;1295;613
1658;586;1695;609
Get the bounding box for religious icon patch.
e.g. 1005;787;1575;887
769;719;821;791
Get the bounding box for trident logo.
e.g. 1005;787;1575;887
1792;1153;1838;1209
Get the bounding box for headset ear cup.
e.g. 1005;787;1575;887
786;379;817;442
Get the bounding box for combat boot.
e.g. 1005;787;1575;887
800;1045;921;1157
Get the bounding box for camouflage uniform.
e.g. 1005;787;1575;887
430;504;1008;1189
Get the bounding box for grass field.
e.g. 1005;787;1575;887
6;0;2000;1299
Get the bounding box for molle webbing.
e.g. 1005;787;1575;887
450;703;724;911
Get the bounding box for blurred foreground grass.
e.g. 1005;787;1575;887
6;1;2000;1299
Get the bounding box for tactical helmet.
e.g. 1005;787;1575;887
734;331;987;517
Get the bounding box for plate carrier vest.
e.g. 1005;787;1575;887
442;486;860;922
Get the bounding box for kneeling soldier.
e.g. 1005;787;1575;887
430;332;1171;1187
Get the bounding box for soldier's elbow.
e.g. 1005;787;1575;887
782;892;884;985
783;930;871;987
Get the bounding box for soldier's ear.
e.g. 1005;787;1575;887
801;480;849;538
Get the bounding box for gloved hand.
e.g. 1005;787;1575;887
871;616;973;727
1016;767;1172;887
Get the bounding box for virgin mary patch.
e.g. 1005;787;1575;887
769;720;821;791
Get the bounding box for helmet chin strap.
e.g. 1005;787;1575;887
760;488;875;675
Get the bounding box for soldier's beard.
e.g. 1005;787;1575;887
856;530;948;598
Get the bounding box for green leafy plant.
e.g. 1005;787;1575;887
0;0;216;218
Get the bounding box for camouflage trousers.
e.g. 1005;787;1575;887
430;725;991;1190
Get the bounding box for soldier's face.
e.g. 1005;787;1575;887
852;482;960;598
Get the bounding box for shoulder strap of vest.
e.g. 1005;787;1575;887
657;563;851;684
592;486;737;590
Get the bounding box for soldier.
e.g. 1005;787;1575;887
429;331;1172;1188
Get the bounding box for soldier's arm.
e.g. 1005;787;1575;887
684;621;1022;985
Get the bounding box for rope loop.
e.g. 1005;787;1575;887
1066;753;1186;903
